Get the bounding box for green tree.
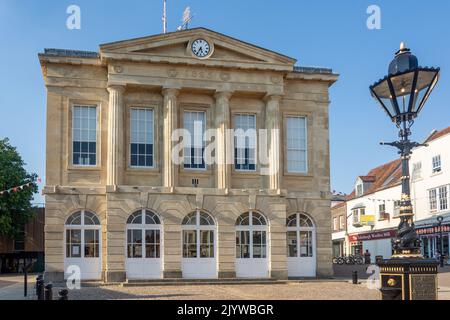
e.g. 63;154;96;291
0;138;38;238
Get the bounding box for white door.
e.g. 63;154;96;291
287;213;316;278
235;212;269;278
182;211;217;279
125;210;162;280
64;211;102;281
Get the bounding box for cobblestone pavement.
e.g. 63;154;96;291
57;281;380;300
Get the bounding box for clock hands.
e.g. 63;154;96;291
192;39;210;57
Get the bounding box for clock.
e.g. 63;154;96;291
191;39;211;58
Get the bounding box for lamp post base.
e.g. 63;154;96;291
378;258;439;300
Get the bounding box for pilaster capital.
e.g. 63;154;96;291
263;93;283;103
107;84;126;94
214;90;233;101
162;87;181;98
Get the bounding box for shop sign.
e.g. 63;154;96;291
359;215;376;226
416;224;450;236
349;229;396;242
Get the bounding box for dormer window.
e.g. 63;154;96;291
356;183;363;197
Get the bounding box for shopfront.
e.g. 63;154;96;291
348;229;396;262
332;231;346;257
417;224;450;261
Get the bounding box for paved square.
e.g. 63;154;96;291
55;281;379;300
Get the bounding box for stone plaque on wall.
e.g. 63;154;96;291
410;274;437;300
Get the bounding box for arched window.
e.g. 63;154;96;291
65;211;101;259
182;210;215;258
235;211;268;259
286;213;315;258
126;210;161;259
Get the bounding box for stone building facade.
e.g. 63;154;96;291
39;28;338;282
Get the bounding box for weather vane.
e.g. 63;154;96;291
177;6;194;31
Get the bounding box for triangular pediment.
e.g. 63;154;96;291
100;28;296;70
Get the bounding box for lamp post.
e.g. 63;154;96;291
370;43;441;300
437;216;445;268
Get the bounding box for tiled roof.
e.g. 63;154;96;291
359;175;376;182
332;201;347;209
424;126;450;144
347;159;402;200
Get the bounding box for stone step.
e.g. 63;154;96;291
122;278;285;287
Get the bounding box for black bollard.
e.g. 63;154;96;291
24;269;28;298
44;283;53;301
58;289;69;300
36;276;45;300
352;271;358;284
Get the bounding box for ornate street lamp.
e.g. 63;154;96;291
436;216;445;268
370;43;441;300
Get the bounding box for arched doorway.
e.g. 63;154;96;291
125;209;162;279
181;210;217;279
287;213;316;277
64;211;102;280
235;211;269;278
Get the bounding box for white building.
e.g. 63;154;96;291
343;126;450;263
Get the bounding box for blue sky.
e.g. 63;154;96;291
1;0;449;204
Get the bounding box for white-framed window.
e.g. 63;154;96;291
236;212;268;259
65;211;101;258
333;217;338;231
356;184;363;197
234;114;256;171
130;108;154;168
439;186;448;211
428;185;449;213
339;215;344;229
183;111;206;169
286;116;307;173
286;213;315;258
378;203;387;220
393;200;401;217
126;210;161;259
352;208;366;225
182;211;215;258
429;189;437;212
412;162;422;180
432;155;442;174
72;105;97;166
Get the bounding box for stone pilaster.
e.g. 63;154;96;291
162;88;180;190
107;85;125;187
214;91;233;190
264;94;282;191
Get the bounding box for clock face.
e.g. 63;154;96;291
191;39;211;58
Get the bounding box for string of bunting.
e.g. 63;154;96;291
0;178;42;196
366;196;432;202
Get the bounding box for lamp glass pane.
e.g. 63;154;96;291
389;71;415;114
412;70;438;113
372;79;397;118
